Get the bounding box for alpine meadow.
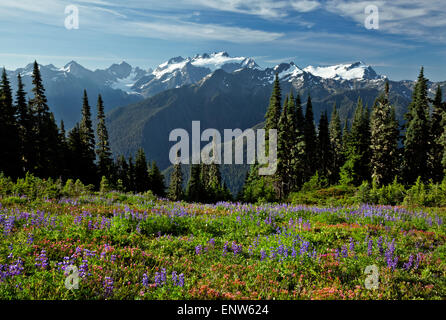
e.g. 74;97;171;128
0;0;445;305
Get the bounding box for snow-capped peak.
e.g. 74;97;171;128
152;52;259;79
303;61;382;81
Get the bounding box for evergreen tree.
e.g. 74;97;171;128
343;98;371;185
441;112;446;173
291;94;306;189
403;67;431;183
127;156;136;192
0;68;21;177
277;95;291;198
168;161;184;201
28;61;60;178
328;103;343;184
134;148;150;193
58;120;70;179
317;110;333;180
67;123;83;180
15;73;34;174
79;90;97;185
186;164;203;202
370;82;399;185
264;73;282;137
430;85;445;182
116;155;130;192
149;161;166;197
95;94;113;181
303;95;318;180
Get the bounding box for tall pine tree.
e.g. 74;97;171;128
134;148;150;193
95;94;113;181
303;95;318;180
370;82;400;185
28;61;60;178
79;90;97;185
0;68;21;177
329;103;343;184
317;110;333;180
403;67;431;183
430;85;445;182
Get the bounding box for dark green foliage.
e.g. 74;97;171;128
430;85;445;182
116;155;130;192
277;95;292;197
134;148;150;193
149;161;166;197
342;98;371;185
0;68;21;178
291;94;306;189
96;94;113;181
317;110;333;181
79;90;97;185
329;103;343;184
403;68;431;184
370;83;400;185
168;162;184;201
28;61;60;178
264;73;281;134
303;95;318;180
186;164;203;202
15;73;34;174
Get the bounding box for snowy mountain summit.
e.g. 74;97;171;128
304;61;384;81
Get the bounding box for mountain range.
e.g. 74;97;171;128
4;52;446;194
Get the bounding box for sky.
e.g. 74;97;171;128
0;0;445;81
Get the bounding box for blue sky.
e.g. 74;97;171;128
0;0;445;81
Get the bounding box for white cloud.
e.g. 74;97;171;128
290;0;320;13
325;0;446;42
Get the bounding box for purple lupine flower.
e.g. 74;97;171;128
367;239;373;256
377;236;384;255
300;241;309;256
341;245;348;258
208;238;215;247
414;253;421;269
171;271;178;285
334;248;340;260
154;272;162;287
403;255;414;271
27;233;34;244
349;237;355;252
260;250;267;261
195;245;202;255
35;250;48;269
232;242;242;255
270;247;277;259
103;276;114;297
222;242;228;257
142;273;149;287
79;259;89;278
178;273;184;287
8;258;24;277
160;268;167;284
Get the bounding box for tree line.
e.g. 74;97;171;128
240;67;446;202
0;61;165;196
2;62;445;204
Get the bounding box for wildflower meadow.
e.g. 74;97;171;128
0;190;444;300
